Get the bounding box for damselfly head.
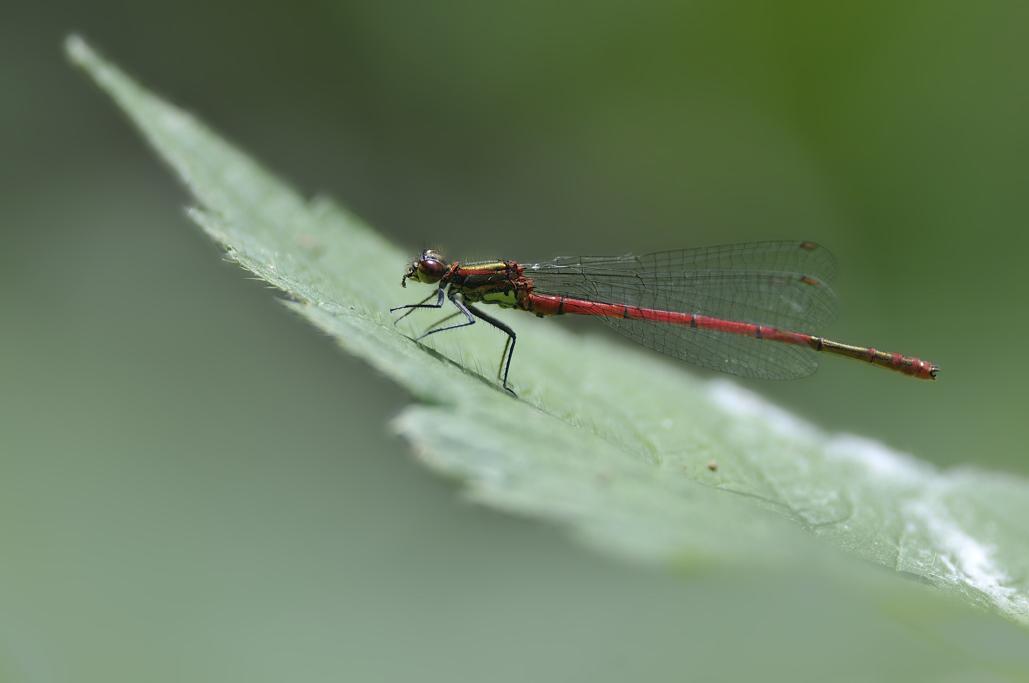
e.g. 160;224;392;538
401;249;448;287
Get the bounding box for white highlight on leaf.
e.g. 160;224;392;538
903;499;1029;621
706;379;820;443
824;434;934;484
705;379;1029;625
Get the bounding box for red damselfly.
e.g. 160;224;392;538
392;241;938;392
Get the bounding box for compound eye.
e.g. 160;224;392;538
417;257;444;283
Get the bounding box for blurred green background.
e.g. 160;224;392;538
3;1;1028;681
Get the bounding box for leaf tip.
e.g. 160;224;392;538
64;34;93;67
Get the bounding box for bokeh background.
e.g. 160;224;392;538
3;1;1028;681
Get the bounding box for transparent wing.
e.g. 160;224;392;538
524;241;835;379
526;240;838;330
593;313;818;379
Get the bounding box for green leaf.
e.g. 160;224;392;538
67;35;1029;628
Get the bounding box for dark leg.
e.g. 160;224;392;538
464;303;517;395
415;295;518;395
415;292;477;339
389;286;445;323
421;309;463;334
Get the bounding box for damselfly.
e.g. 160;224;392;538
392;241;938;392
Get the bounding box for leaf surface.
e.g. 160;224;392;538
67;35;1029;629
